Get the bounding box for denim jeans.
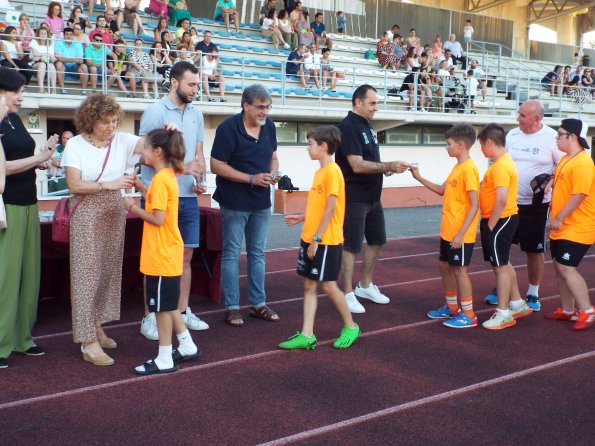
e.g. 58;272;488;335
220;206;270;310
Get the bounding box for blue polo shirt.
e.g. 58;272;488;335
211;113;277;211
140;95;205;197
311;21;326;36
286;51;301;75
55;40;84;59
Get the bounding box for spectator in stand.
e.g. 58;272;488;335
150;41;173;88
304;43;321;90
44;2;65;40
432;35;442;59
588;68;595;100
106;39;133;96
55;27;89;95
261;9;291;50
193;30;216;64
174;45;192;66
391;34;405;70
73;23;90;45
286;44;309;89
85;33;108;92
259;0;276;26
463;20;474;47
161;30;175;59
336;11;346;35
386;24;400;41
16;14;35;54
434;48;454;71
469;59;487;102
0;27;33;84
296;10;314;47
377;32;397;71
178;32;193;51
311;13;332;50
189;27;200;47
444;34;466;69
67;6;92;34
214;0;240;34
123;0;145;36
404;46;419;71
278;9;297;50
285;0;298;13
463;69;478;113
104;8;121;34
175;17;191;42
320;47;336;91
153;17;169;43
406;28;421;56
541;65;562;96
561;65;572;95
400;67;430;112
169;0;192;28
128;37;156;99
419;51;433;73
89;16;114;49
150;0;169;22
30;27;57;94
202;46;226;102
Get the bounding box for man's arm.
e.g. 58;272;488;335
346;154;409;175
211;157;274;187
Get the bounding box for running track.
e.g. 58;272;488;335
1;235;594;445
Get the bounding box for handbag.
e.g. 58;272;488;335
0;195;7;230
52;139;112;243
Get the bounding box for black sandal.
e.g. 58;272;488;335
172;347;203;364
134;359;178;376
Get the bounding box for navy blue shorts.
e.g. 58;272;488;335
439;238;475;266
297;240;342;282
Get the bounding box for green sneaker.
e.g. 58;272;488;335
278;332;317;350
332;324;361;349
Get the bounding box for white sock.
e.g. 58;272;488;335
498;308;511;317
176;329;197;356
509;299;524;310
527;284;539;297
154;344;173;370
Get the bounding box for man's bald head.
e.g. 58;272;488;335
517;100;544;134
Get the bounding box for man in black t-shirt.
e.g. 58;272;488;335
193;31;217;64
336;84;409;314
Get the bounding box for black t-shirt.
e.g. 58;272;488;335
195;41;215;53
1;113;38;205
211;113;277;211
336;111;383;203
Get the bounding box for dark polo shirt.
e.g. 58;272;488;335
211;113;277;211
336;111;383;203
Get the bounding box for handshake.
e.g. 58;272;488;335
384;160;416;176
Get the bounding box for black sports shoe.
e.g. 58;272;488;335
0;358;8;368
24;345;45;356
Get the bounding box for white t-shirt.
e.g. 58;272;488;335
304;52;321;71
505;125;563;205
465;76;478;95
463;25;474;38
262;17;277;31
30;39;54;61
62;133;140;182
202;55;218;76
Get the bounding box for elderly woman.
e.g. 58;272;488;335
30;27;57;94
43;2;65;40
61;94;141;366
0;68;59;369
0;26;33;84
376;31;397;70
16;13;35;53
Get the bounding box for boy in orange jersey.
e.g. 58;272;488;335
279;125;360;349
478;124;533;330
411;124;480;328
546;119;595;330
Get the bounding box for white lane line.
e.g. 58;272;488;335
10;290;593;411
257;350;595;446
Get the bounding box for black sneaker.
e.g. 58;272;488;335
24;345;45;356
0;358;7;368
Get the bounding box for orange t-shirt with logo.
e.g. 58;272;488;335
550;150;595;245
479;152;519;219
140;168;184;276
301;162;345;245
440;158;480;243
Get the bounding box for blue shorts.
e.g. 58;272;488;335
64;62;81;80
178;196;199;248
214;14;223;21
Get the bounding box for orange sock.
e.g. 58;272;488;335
460;296;474;318
445;291;458;314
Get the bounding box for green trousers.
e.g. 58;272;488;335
0;203;41;358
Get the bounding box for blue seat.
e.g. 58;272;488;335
253;60;268;66
219;44;235;50
220;56;235;63
251;48;265;53
339;91;352;98
222;70;237;76
271;73;282;80
268;87;282;94
217;32;232;38
224;85;235;92
325;91;341;98
256;72;271;79
292;89;308;96
270;61;282;68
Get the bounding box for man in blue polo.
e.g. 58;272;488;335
285;44;309;89
139;61;210;340
211;84;281;327
55;27;88;95
311;12;332;50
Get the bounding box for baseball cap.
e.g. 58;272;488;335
560;118;590;150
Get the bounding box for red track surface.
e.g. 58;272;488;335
1;236;594;445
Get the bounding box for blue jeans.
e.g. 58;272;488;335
220;206;270;310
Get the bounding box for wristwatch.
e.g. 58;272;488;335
313;234;322;243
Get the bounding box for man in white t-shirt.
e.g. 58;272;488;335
304;43;322;90
485;100;563;311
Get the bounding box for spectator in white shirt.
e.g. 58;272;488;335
202;46;226;102
304;42;321;90
443;34;466;69
261;9;291;50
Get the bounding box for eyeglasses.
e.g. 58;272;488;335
250;104;272;111
94;39;103;42
556;131;571;138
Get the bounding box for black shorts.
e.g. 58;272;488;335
550;239;591;267
480;215;519;267
297;240;342;282
439;238;475;266
343;201;386;253
145;275;181;312
513;203;549;253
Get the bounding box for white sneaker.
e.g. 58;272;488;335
283;43;291;50
140;313;159;340
354;282;390;304
182;308;209;331
345;292;366;313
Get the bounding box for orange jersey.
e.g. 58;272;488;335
140;168;184;276
550;150;595;244
440;158;480;243
302;162;345;245
479;152;519;219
